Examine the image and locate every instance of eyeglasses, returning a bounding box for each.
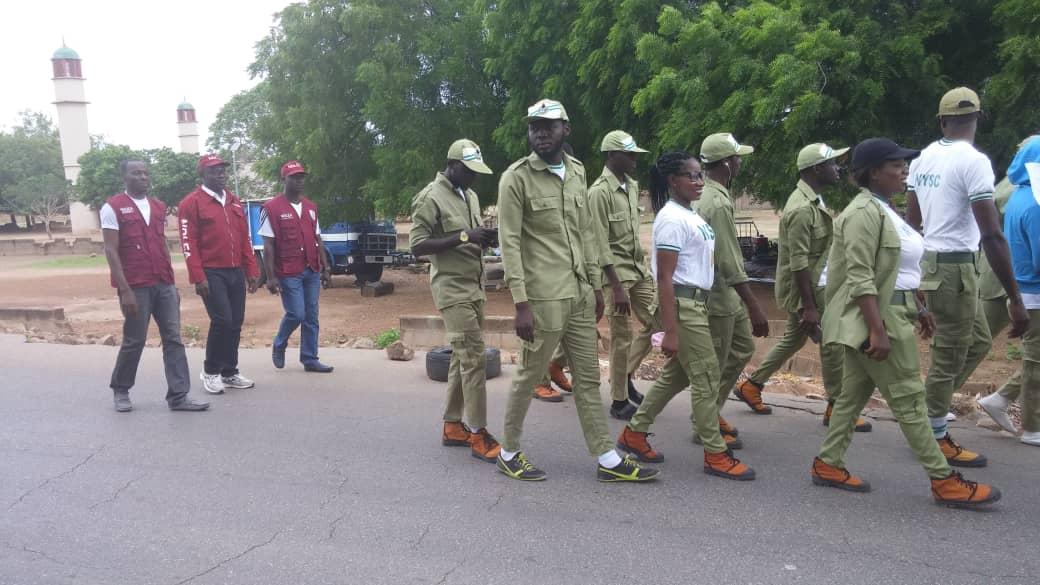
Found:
[675,171,704,182]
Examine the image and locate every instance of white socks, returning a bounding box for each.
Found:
[598,450,623,468]
[499,449,517,461]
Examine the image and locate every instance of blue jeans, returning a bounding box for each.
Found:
[273,267,321,365]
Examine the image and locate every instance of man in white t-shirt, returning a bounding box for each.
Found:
[906,87,1029,467]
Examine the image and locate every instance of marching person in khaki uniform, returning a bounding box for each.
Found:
[743,144,871,432]
[616,151,756,481]
[410,139,502,463]
[905,87,1028,467]
[695,133,770,445]
[589,130,659,421]
[812,137,1000,508]
[978,132,1040,432]
[495,99,658,482]
[993,136,1040,447]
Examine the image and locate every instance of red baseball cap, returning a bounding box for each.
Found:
[197,153,229,172]
[280,160,307,178]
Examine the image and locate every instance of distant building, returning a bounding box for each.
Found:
[177,101,200,154]
[51,44,98,234]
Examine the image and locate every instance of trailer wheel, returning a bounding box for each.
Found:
[426,346,502,382]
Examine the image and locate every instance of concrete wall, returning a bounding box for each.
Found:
[401,314,520,351]
[0,236,179,256]
[69,202,99,235]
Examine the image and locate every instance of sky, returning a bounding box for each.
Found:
[1,0,293,151]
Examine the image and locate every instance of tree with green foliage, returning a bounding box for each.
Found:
[0,112,66,234]
[75,145,199,211]
[986,0,1040,173]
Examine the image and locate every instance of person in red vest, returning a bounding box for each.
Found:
[178,154,261,394]
[101,159,209,412]
[259,161,333,372]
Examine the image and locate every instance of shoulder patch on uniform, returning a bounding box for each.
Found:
[507,158,529,172]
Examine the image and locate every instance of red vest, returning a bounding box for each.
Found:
[107,193,176,289]
[262,194,321,278]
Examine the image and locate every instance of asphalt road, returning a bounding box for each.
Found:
[1,333,1037,585]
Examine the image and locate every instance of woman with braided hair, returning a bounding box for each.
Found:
[616,151,756,480]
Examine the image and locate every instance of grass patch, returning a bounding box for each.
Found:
[31,254,184,270]
[376,328,401,348]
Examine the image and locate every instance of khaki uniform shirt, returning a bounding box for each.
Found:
[498,152,602,303]
[775,180,834,313]
[694,177,749,316]
[822,191,903,352]
[409,173,485,310]
[588,167,648,283]
[977,178,1013,300]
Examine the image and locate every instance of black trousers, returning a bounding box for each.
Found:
[109,283,190,403]
[201,267,246,376]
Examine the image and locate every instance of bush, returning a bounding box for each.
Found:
[376,328,401,349]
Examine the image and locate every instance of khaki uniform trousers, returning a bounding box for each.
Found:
[503,287,614,455]
[604,276,660,401]
[748,289,842,400]
[709,308,756,408]
[440,300,488,430]
[1016,309,1040,432]
[982,295,1023,401]
[818,296,952,479]
[628,298,727,453]
[922,254,992,425]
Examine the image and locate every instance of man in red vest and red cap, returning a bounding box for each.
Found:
[259,160,333,372]
[178,154,261,395]
[101,159,209,412]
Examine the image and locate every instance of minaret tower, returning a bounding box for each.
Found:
[51,45,90,183]
[52,44,98,234]
[177,101,200,154]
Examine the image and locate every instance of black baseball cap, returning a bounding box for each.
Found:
[851,138,920,173]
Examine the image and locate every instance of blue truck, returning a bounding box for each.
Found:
[243,199,408,287]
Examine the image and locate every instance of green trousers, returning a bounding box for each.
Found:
[818,297,952,479]
[440,300,488,430]
[604,276,660,402]
[503,287,614,456]
[982,295,1023,401]
[1017,309,1040,432]
[922,257,992,425]
[709,309,755,408]
[628,298,727,452]
[748,289,842,399]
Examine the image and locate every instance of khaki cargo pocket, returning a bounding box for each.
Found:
[810,223,830,254]
[442,216,469,235]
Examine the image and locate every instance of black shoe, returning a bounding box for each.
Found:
[496,452,547,481]
[169,397,210,411]
[627,378,644,405]
[304,361,334,373]
[113,392,132,413]
[610,400,638,421]
[597,455,660,482]
[273,346,286,369]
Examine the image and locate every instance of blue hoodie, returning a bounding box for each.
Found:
[1004,136,1040,294]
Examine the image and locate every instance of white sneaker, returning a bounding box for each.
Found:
[945,411,957,422]
[200,372,225,394]
[978,393,1016,434]
[1021,432,1040,447]
[221,373,255,389]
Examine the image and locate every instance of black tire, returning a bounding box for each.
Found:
[354,263,384,286]
[425,346,503,382]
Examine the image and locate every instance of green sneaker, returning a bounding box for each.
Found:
[597,455,660,483]
[496,452,547,481]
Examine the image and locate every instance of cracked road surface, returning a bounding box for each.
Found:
[1,333,1038,585]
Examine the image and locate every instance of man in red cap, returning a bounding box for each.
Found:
[259,161,333,372]
[178,154,261,395]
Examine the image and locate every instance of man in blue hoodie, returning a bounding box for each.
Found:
[1002,136,1040,447]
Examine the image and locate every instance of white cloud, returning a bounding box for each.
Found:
[0,0,291,151]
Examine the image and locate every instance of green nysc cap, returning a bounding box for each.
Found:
[700,132,754,163]
[797,143,850,171]
[937,87,981,117]
[447,139,492,174]
[600,130,648,153]
[525,99,569,122]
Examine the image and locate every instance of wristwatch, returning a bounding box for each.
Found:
[459,231,469,243]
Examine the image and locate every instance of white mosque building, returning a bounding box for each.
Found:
[51,46,199,234]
